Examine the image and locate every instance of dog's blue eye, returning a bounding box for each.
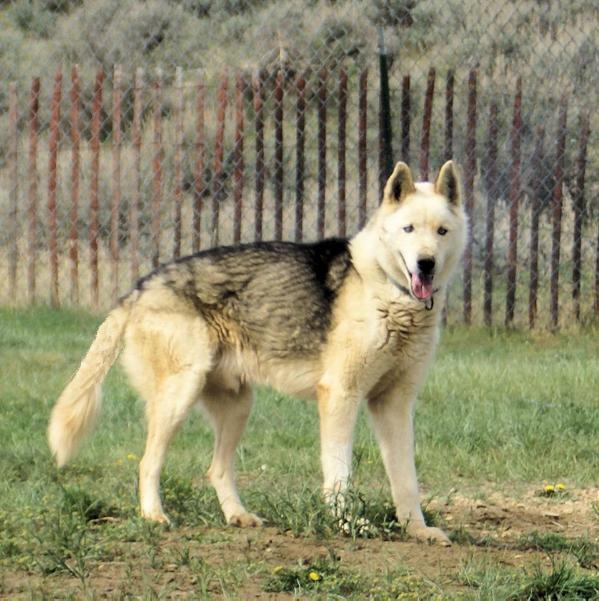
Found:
[437,227,448,236]
[403,225,414,233]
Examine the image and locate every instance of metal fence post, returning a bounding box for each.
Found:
[378,27,393,198]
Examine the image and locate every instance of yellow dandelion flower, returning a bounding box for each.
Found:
[308,570,321,582]
[273,565,284,574]
[556,483,566,491]
[127,453,139,461]
[544,484,555,493]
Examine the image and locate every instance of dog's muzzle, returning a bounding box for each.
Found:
[410,257,436,310]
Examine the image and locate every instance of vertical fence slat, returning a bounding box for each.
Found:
[28,77,40,304]
[572,110,589,321]
[442,69,454,326]
[193,70,205,253]
[295,71,306,242]
[317,67,328,239]
[484,102,499,326]
[173,66,184,257]
[111,65,122,302]
[152,69,163,269]
[550,95,568,329]
[463,69,477,324]
[253,70,265,242]
[378,33,393,195]
[90,70,104,308]
[8,83,18,302]
[505,78,522,327]
[69,66,80,304]
[358,69,368,229]
[400,75,411,165]
[420,67,436,181]
[274,70,284,241]
[528,126,545,328]
[48,70,63,307]
[444,70,454,161]
[131,68,143,282]
[233,72,245,244]
[337,67,347,237]
[212,71,228,246]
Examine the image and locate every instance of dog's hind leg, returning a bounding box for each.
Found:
[200,384,261,527]
[123,312,212,523]
[138,368,206,523]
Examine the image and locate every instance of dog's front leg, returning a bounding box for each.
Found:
[368,383,451,545]
[316,382,360,508]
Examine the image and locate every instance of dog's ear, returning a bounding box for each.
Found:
[383,162,416,204]
[434,161,461,206]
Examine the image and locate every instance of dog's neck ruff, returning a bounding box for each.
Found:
[386,273,434,311]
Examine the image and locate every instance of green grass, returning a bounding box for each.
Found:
[456,557,599,601]
[1,306,598,598]
[511,560,599,600]
[262,552,439,599]
[419,325,599,487]
[514,532,598,570]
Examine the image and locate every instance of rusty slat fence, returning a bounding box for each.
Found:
[1,67,596,328]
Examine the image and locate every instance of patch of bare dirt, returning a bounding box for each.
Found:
[430,485,599,541]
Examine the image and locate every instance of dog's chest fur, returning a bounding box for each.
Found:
[317,285,439,400]
[378,297,436,347]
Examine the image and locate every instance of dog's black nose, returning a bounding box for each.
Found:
[417,257,435,275]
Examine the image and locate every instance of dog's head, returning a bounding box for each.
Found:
[375,161,467,307]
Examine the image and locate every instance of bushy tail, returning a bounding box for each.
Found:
[48,303,130,467]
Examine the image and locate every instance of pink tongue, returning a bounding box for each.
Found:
[411,272,434,300]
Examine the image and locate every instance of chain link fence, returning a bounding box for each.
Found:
[0,0,597,327]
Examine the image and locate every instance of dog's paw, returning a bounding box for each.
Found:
[407,524,451,546]
[227,512,264,528]
[141,509,171,525]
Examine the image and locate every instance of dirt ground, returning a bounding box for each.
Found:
[436,485,599,540]
[3,486,597,599]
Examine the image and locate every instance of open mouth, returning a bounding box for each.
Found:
[409,270,439,310]
[410,271,434,301]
